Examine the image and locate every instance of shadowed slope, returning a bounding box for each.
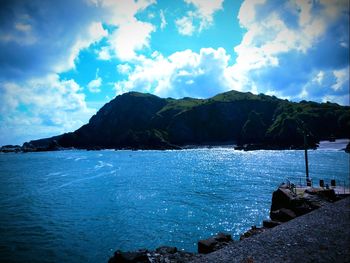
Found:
[24,90,350,150]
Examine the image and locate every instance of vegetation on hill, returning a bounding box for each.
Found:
[23,90,350,150]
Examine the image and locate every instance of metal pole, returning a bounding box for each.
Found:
[304,133,309,183]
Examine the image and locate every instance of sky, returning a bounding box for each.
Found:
[0,0,349,146]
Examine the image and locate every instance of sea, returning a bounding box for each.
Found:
[0,140,349,263]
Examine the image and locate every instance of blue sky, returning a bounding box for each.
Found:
[0,0,349,145]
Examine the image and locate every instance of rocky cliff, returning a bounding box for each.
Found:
[21,90,350,151]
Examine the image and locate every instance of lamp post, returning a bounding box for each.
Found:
[304,132,311,186]
[296,119,311,187]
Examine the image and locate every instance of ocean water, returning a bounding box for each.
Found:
[0,148,349,263]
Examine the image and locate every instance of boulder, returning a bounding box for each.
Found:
[263,220,282,228]
[198,238,218,254]
[270,187,296,212]
[345,142,350,153]
[292,203,313,216]
[0,145,22,153]
[240,226,265,240]
[148,246,195,262]
[110,246,197,263]
[198,232,232,254]
[270,208,297,222]
[213,232,232,242]
[316,189,336,202]
[155,246,177,254]
[303,190,334,208]
[108,249,149,263]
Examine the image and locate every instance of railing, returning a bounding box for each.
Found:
[285,177,349,195]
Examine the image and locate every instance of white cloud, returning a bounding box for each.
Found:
[87,78,102,93]
[0,74,95,145]
[108,19,155,61]
[238,0,266,27]
[160,10,167,30]
[87,68,102,93]
[175,12,196,36]
[313,71,325,85]
[236,0,347,69]
[184,0,224,30]
[93,0,156,61]
[231,0,349,102]
[175,0,223,35]
[332,67,349,92]
[0,0,155,79]
[94,0,156,25]
[117,63,132,74]
[57,21,108,72]
[97,46,112,60]
[114,47,235,98]
[0,11,37,45]
[15,22,32,32]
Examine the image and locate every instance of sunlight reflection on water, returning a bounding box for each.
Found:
[0,148,348,262]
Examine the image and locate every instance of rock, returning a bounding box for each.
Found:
[345,142,350,153]
[110,246,197,263]
[198,238,217,254]
[147,247,196,263]
[303,189,336,206]
[0,145,22,153]
[47,140,63,151]
[263,220,282,228]
[240,226,265,240]
[292,203,313,216]
[198,232,233,254]
[213,232,232,242]
[270,187,296,212]
[317,189,336,202]
[108,249,149,263]
[270,208,297,222]
[155,246,177,254]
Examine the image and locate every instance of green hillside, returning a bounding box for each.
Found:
[24,90,350,151]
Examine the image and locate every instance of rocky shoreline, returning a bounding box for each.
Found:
[108,184,347,263]
[1,140,349,153]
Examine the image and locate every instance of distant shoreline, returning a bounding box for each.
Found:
[1,139,349,153]
[179,139,349,151]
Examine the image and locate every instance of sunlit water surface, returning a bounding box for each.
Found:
[0,147,348,262]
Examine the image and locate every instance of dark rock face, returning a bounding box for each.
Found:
[18,90,349,151]
[108,250,149,263]
[270,208,297,222]
[150,246,195,263]
[262,220,282,228]
[198,233,233,254]
[270,187,297,212]
[305,188,336,201]
[345,142,350,153]
[239,226,265,240]
[0,145,21,152]
[108,246,196,263]
[155,246,177,254]
[108,233,232,262]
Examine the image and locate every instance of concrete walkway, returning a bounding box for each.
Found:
[191,197,350,263]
